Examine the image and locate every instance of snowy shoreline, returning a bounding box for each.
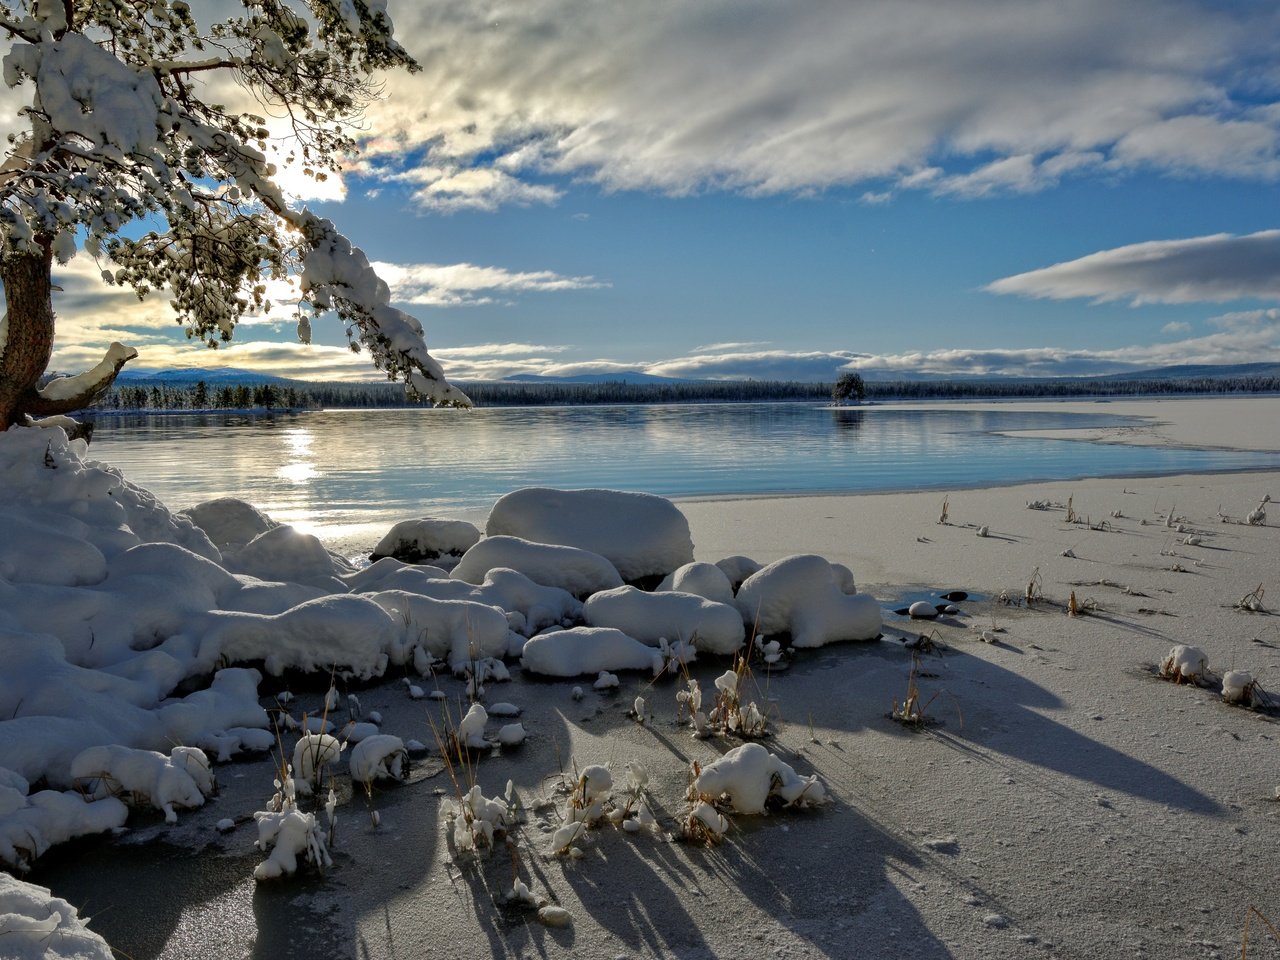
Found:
[3,397,1279,959]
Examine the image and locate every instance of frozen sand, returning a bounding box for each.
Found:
[24,399,1280,960]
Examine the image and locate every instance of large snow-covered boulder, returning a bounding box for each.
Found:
[452,535,623,597]
[221,525,347,592]
[370,517,481,564]
[735,554,880,647]
[486,488,694,582]
[584,586,744,655]
[521,627,664,678]
[180,497,278,552]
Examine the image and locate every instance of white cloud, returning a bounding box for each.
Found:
[347,0,1279,210]
[1162,321,1192,334]
[987,230,1280,305]
[372,261,606,306]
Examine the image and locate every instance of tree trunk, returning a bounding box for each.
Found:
[0,241,135,434]
[0,242,56,430]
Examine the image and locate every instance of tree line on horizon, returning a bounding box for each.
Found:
[81,371,1280,413]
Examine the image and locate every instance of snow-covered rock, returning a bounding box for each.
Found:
[221,524,348,592]
[0,784,128,873]
[370,517,481,564]
[180,497,278,552]
[583,585,744,655]
[486,488,694,582]
[0,873,116,958]
[692,742,825,814]
[452,535,623,597]
[341,557,450,593]
[197,595,400,680]
[735,554,880,646]
[656,561,736,605]
[521,627,665,678]
[715,555,763,590]
[369,590,512,671]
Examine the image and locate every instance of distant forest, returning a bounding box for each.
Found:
[85,372,1280,413]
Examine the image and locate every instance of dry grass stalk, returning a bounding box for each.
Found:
[1242,904,1280,959]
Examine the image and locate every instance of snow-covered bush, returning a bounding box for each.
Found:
[370,518,481,564]
[69,744,214,823]
[292,734,343,795]
[452,535,623,597]
[443,783,513,856]
[349,735,409,786]
[690,742,825,814]
[708,664,769,737]
[1160,644,1209,684]
[486,488,694,582]
[583,585,745,655]
[253,805,333,881]
[1222,670,1259,707]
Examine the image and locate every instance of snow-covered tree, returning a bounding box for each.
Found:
[0,0,469,433]
[831,371,864,405]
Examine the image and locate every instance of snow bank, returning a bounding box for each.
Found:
[342,557,450,593]
[735,554,881,647]
[692,742,825,814]
[452,535,623,597]
[521,627,664,678]
[370,517,480,563]
[0,874,115,958]
[656,561,736,605]
[583,585,744,654]
[486,488,694,582]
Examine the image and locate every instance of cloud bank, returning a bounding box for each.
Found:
[988,230,1280,305]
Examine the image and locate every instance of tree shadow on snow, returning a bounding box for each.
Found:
[779,638,1220,816]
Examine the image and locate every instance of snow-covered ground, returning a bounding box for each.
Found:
[3,399,1280,959]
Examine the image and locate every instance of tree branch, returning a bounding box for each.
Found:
[18,341,138,417]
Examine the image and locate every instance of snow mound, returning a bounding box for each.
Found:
[692,742,826,814]
[180,497,278,552]
[1160,644,1209,683]
[452,535,623,597]
[198,595,399,679]
[486,488,694,582]
[0,873,115,958]
[584,585,744,654]
[521,627,665,678]
[715,555,763,590]
[656,561,736,605]
[370,517,481,564]
[735,554,881,647]
[0,783,128,873]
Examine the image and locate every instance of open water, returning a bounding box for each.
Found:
[88,402,1280,551]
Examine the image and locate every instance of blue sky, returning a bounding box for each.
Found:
[43,0,1280,383]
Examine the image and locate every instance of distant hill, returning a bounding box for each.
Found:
[499,372,697,385]
[1094,362,1280,381]
[115,367,298,386]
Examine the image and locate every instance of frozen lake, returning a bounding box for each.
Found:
[88,402,1280,553]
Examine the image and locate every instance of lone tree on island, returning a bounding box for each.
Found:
[0,0,469,435]
[832,371,865,405]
